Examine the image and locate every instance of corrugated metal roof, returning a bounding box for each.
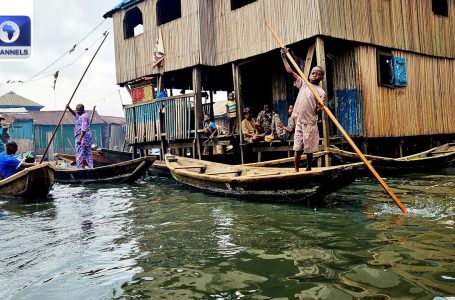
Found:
[100,115,126,124]
[10,113,33,121]
[0,92,44,109]
[28,111,106,125]
[0,107,28,113]
[103,0,144,18]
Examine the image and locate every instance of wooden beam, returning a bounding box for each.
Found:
[232,63,245,163]
[303,43,315,78]
[315,36,331,167]
[193,67,203,160]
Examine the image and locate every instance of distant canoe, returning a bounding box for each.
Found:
[56,148,133,167]
[166,155,363,202]
[55,157,155,184]
[0,163,55,199]
[328,143,455,173]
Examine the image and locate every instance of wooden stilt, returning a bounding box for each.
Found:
[399,139,404,157]
[209,90,214,116]
[232,63,244,163]
[303,43,315,78]
[193,67,203,160]
[316,37,331,167]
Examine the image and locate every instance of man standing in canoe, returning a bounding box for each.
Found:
[281,48,326,172]
[67,104,93,169]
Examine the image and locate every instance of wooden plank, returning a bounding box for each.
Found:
[251,145,293,152]
[303,42,315,78]
[174,165,206,169]
[205,170,242,176]
[246,171,281,177]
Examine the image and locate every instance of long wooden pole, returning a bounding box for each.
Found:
[39,32,109,164]
[266,23,407,214]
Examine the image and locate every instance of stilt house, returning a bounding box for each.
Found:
[104,0,454,159]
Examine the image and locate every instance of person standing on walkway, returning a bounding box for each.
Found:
[67,104,93,169]
[226,92,237,135]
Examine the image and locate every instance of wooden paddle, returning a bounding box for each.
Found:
[266,23,407,214]
[39,32,109,164]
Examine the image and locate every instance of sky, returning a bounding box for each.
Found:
[0,0,130,117]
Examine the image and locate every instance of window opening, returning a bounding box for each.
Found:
[231,0,257,11]
[124,7,143,39]
[157,0,181,25]
[432,0,448,17]
[377,52,394,87]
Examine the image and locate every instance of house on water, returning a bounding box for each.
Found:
[0,91,126,156]
[104,0,454,161]
[0,92,44,152]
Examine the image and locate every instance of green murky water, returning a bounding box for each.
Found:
[1,169,454,299]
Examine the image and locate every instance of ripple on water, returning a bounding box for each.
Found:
[1,171,455,299]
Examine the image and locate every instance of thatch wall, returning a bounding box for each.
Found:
[111,0,454,85]
[113,0,202,84]
[318,0,454,59]
[356,46,455,138]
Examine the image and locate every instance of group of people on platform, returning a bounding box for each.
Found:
[202,48,326,172]
[0,104,94,180]
[241,104,296,144]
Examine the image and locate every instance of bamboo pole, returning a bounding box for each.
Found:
[266,23,406,214]
[39,32,109,164]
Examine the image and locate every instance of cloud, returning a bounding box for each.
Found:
[0,0,131,117]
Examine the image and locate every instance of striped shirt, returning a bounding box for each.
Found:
[226,100,237,118]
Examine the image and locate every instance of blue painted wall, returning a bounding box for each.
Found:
[9,120,33,140]
[273,99,288,126]
[335,89,363,136]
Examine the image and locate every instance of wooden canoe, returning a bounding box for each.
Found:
[165,155,363,202]
[0,163,55,199]
[55,157,155,184]
[55,149,133,167]
[329,143,455,173]
[149,160,171,177]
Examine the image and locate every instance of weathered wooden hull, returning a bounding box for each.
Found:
[0,163,55,199]
[149,160,171,177]
[55,157,155,184]
[166,156,363,202]
[97,148,134,164]
[56,149,134,167]
[329,143,455,174]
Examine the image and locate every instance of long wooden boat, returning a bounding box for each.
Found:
[55,157,155,184]
[56,148,133,167]
[149,160,171,177]
[0,163,55,198]
[328,143,455,173]
[166,155,363,202]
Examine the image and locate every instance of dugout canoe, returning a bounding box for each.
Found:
[328,143,455,174]
[56,149,133,167]
[55,157,155,184]
[165,155,363,202]
[0,163,55,199]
